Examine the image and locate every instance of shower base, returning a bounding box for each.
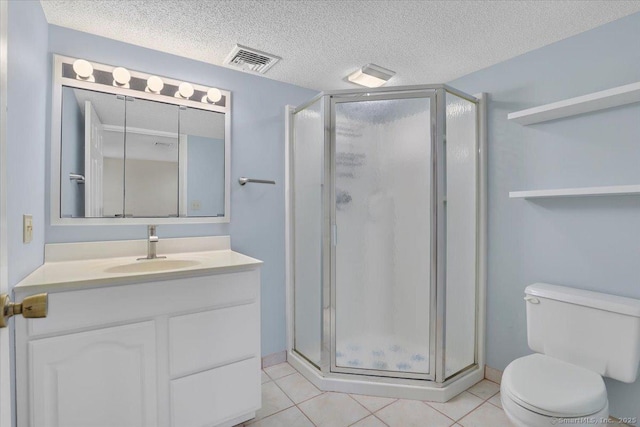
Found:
[336,335,429,374]
[288,350,484,402]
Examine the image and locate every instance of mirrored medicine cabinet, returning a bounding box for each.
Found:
[51,55,231,225]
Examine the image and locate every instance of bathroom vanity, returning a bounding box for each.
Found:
[13,237,261,427]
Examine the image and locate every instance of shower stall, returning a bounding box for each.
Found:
[286,85,485,401]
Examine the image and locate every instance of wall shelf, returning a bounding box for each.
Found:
[508,81,640,125]
[509,185,640,199]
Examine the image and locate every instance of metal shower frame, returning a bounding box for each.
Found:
[286,84,486,387]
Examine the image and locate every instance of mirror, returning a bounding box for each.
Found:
[178,107,226,217]
[59,86,226,219]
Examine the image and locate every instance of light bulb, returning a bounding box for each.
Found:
[176,82,194,99]
[112,67,131,87]
[73,59,94,81]
[146,76,164,94]
[206,87,222,103]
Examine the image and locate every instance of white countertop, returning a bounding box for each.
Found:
[14,237,262,293]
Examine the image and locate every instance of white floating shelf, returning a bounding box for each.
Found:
[509,185,640,199]
[508,81,640,125]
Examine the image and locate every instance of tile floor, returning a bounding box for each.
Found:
[239,362,510,427]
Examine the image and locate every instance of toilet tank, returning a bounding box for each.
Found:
[525,283,640,383]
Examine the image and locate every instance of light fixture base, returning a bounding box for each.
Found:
[347,63,395,88]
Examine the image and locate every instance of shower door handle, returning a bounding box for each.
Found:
[331,224,337,246]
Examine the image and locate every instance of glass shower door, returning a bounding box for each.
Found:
[331,92,435,379]
[292,98,324,367]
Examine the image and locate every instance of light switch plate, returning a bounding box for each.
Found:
[23,214,33,244]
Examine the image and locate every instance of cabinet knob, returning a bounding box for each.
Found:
[0,293,48,328]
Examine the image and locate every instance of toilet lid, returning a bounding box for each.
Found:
[502,354,607,418]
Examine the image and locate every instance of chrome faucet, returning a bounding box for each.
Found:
[138,225,166,260]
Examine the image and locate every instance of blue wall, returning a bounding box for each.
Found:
[7,0,48,288]
[60,87,85,218]
[450,12,640,420]
[7,3,48,426]
[46,26,317,356]
[16,1,640,418]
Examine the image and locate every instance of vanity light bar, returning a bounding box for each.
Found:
[66,58,228,110]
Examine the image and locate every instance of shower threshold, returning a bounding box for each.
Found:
[288,350,484,403]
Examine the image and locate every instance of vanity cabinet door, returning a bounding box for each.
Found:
[28,322,158,427]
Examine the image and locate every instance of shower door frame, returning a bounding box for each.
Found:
[327,89,441,381]
[289,84,484,387]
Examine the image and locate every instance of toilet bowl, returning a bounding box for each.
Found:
[501,283,640,427]
[500,354,608,427]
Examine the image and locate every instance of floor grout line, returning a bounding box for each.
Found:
[292,390,326,406]
[373,413,391,427]
[263,365,298,381]
[419,400,457,424]
[245,403,294,426]
[346,393,375,415]
[486,397,502,409]
[295,402,319,427]
[276,362,325,427]
[346,412,373,427]
[467,383,500,402]
[274,367,323,427]
[252,363,507,427]
[246,377,296,425]
[270,375,298,405]
[368,397,398,415]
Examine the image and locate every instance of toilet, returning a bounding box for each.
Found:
[501,283,640,427]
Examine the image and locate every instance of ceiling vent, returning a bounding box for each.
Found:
[223,44,281,74]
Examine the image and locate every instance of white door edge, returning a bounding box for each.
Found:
[0,1,13,427]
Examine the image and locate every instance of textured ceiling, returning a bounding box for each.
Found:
[41,1,640,91]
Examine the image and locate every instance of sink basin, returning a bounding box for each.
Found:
[104,259,201,274]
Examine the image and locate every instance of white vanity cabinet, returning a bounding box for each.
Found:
[14,267,261,427]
